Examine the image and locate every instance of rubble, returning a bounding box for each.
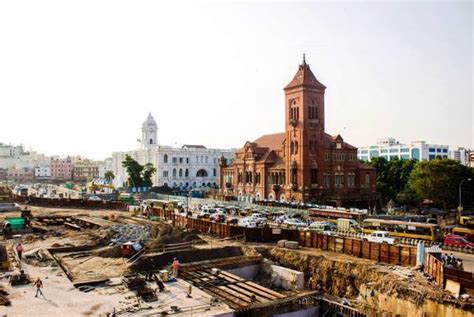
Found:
[110,224,152,245]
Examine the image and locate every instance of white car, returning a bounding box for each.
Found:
[363,231,395,245]
[88,196,102,201]
[283,218,308,228]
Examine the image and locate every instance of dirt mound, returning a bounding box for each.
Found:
[93,245,122,258]
[146,225,203,250]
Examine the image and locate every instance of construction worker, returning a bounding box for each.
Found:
[16,243,24,260]
[34,278,43,297]
[172,257,181,278]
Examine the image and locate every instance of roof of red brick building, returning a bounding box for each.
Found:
[284,55,326,90]
[253,133,286,151]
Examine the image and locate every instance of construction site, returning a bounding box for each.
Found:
[0,201,473,317]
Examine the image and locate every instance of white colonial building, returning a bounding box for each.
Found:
[111,114,235,189]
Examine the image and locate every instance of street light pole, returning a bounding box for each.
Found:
[458,178,472,213]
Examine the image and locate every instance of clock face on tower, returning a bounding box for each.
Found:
[149,128,154,133]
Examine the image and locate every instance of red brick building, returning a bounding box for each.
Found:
[219,56,377,208]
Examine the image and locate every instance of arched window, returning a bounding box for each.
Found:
[172,168,177,178]
[164,154,168,163]
[213,168,216,177]
[179,169,183,178]
[149,139,153,144]
[196,169,208,177]
[294,141,299,154]
[185,169,189,177]
[290,141,294,154]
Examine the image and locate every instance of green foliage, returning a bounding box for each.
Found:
[142,163,157,187]
[104,170,115,182]
[121,155,156,188]
[407,159,473,208]
[367,157,417,204]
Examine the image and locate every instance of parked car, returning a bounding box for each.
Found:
[211,212,226,223]
[444,235,474,248]
[305,221,336,232]
[363,231,395,245]
[283,218,307,228]
[88,196,102,201]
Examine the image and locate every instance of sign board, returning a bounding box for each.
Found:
[272,228,282,235]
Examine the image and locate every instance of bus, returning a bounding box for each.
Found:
[308,208,366,224]
[142,199,181,217]
[362,218,441,242]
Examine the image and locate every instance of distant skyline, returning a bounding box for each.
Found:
[0,1,472,160]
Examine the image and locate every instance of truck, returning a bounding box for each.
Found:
[337,218,359,232]
[363,231,396,245]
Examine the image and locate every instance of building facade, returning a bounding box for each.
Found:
[73,159,99,181]
[50,157,73,180]
[35,164,51,180]
[358,138,449,162]
[7,167,35,183]
[111,114,235,189]
[448,147,470,166]
[220,57,377,207]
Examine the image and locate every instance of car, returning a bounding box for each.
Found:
[211,212,226,222]
[363,231,395,245]
[283,218,308,228]
[87,196,102,201]
[226,218,239,225]
[444,235,474,248]
[305,221,336,232]
[197,210,210,219]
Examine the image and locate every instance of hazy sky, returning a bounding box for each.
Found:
[0,1,472,160]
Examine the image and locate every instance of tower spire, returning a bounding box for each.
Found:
[302,53,306,65]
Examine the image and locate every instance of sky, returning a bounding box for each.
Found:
[0,1,472,160]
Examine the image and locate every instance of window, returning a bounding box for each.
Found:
[310,168,318,184]
[185,169,189,177]
[179,157,183,163]
[429,148,435,152]
[172,157,177,163]
[429,154,436,160]
[323,174,331,188]
[442,149,447,153]
[149,139,153,144]
[213,168,216,177]
[172,168,177,178]
[389,148,398,153]
[179,169,183,177]
[308,106,318,120]
[324,153,331,161]
[290,107,299,121]
[380,149,388,154]
[163,170,169,177]
[347,173,355,187]
[361,150,368,154]
[400,148,409,152]
[309,141,316,154]
[290,141,295,155]
[294,141,298,154]
[186,158,189,164]
[335,174,344,187]
[365,173,370,186]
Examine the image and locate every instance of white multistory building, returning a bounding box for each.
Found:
[111,114,235,189]
[358,138,449,162]
[98,157,114,179]
[35,165,51,179]
[448,147,470,166]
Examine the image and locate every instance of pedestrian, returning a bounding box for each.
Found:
[16,243,24,260]
[449,253,455,265]
[34,278,43,297]
[457,259,464,271]
[172,257,181,278]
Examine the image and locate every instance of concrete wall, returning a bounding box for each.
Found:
[227,264,259,280]
[262,259,304,291]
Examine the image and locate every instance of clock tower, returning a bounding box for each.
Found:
[284,55,326,200]
[141,113,158,149]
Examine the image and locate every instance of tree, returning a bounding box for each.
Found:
[121,155,156,188]
[407,159,473,209]
[104,171,115,182]
[122,155,144,188]
[142,163,156,187]
[367,157,417,205]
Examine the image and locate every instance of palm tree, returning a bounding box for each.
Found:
[104,171,115,182]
